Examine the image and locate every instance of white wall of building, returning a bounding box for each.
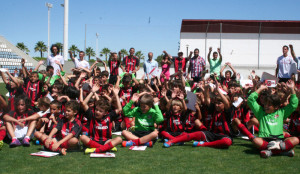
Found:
[180,32,300,68]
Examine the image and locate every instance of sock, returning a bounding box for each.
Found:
[171,131,205,144]
[198,125,207,131]
[160,131,175,140]
[87,139,102,148]
[95,142,113,153]
[131,139,141,146]
[124,117,131,129]
[280,140,294,152]
[237,123,254,140]
[0,129,6,141]
[25,136,30,140]
[200,138,232,148]
[284,132,291,138]
[12,137,17,140]
[254,125,259,132]
[259,140,268,150]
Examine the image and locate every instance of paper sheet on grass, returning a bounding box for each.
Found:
[112,131,122,136]
[129,146,147,151]
[31,151,59,158]
[90,152,116,158]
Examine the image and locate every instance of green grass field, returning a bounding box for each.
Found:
[1,83,300,174]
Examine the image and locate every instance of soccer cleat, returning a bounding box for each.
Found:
[164,139,169,142]
[0,140,3,150]
[85,148,96,154]
[192,141,205,147]
[10,138,22,147]
[144,141,153,147]
[163,141,174,148]
[260,150,272,158]
[110,147,118,152]
[282,149,295,157]
[267,141,281,150]
[22,137,30,147]
[122,140,135,147]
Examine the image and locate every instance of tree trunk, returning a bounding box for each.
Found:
[40,50,43,58]
[89,55,90,61]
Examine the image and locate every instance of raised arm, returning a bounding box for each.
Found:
[34,61,44,71]
[0,71,8,84]
[227,62,236,77]
[112,87,122,115]
[207,47,212,62]
[69,50,76,62]
[215,77,230,110]
[217,48,222,63]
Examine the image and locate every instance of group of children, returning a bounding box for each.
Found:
[0,48,299,159]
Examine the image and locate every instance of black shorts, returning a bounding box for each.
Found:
[91,138,108,145]
[113,121,122,132]
[132,131,153,138]
[202,131,232,142]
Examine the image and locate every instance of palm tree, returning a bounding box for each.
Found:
[100,47,111,62]
[16,42,30,54]
[69,45,80,58]
[86,47,95,61]
[135,51,145,60]
[55,42,63,55]
[119,49,128,59]
[34,41,47,58]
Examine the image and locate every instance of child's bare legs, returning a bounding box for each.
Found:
[25,120,36,138]
[122,129,158,146]
[247,117,259,129]
[194,119,207,130]
[81,135,122,153]
[232,118,254,139]
[5,122,16,139]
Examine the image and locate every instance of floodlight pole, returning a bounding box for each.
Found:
[96,33,99,58]
[63,0,69,61]
[46,3,53,57]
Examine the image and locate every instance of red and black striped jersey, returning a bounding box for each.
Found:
[288,112,300,136]
[43,113,64,135]
[230,106,250,124]
[85,108,118,142]
[108,60,120,75]
[8,109,35,126]
[163,112,184,132]
[122,56,139,73]
[210,109,233,137]
[184,112,197,132]
[174,57,187,73]
[55,117,82,139]
[23,78,42,106]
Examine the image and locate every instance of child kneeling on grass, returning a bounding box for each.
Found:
[81,86,123,154]
[122,93,163,147]
[246,81,299,158]
[41,101,82,155]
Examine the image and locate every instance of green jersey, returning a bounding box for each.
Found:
[209,58,221,75]
[123,100,164,131]
[247,92,298,138]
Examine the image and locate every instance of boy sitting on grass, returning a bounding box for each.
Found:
[246,80,299,158]
[41,101,82,155]
[122,93,163,147]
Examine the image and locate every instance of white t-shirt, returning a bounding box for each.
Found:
[74,59,90,69]
[277,55,295,78]
[47,54,64,73]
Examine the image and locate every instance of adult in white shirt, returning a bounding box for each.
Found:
[276,45,296,83]
[69,50,90,69]
[47,44,64,74]
[143,52,159,79]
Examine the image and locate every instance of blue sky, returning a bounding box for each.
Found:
[1,0,300,60]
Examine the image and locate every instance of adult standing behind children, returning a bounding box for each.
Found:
[208,47,222,76]
[187,48,206,82]
[276,45,295,83]
[69,50,90,69]
[47,44,64,74]
[144,52,159,79]
[120,47,140,76]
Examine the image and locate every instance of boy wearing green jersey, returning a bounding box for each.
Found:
[121,93,163,147]
[247,80,299,158]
